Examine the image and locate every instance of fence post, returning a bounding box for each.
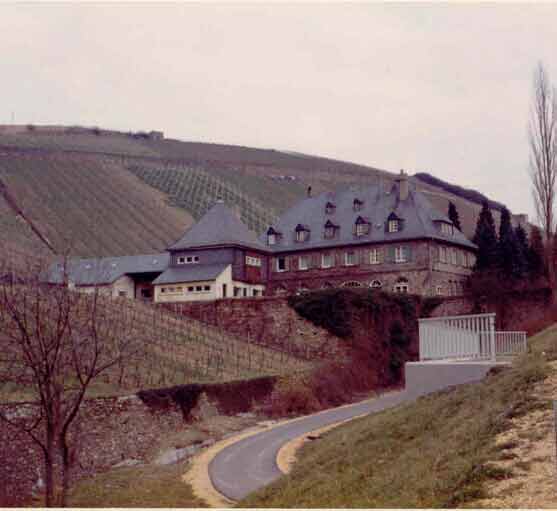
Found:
[489,314,496,362]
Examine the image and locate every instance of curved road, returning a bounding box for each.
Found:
[209,390,414,502]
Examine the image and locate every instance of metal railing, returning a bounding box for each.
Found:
[419,313,527,362]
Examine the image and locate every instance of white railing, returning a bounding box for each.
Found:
[488,331,528,356]
[418,313,528,362]
[419,313,496,361]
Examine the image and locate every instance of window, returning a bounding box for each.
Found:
[188,286,194,292]
[353,198,364,211]
[118,291,127,297]
[246,256,261,267]
[253,289,260,297]
[451,248,457,265]
[440,222,454,236]
[394,279,409,294]
[195,285,202,292]
[267,227,281,246]
[344,251,356,266]
[388,219,400,233]
[342,281,363,288]
[234,287,241,297]
[183,255,200,264]
[295,224,310,242]
[299,255,310,270]
[439,246,448,263]
[323,220,338,239]
[321,253,334,268]
[354,216,370,237]
[161,288,166,294]
[395,246,407,263]
[356,222,369,236]
[369,248,380,264]
[277,257,287,272]
[203,285,211,292]
[243,288,248,297]
[325,202,336,215]
[370,280,382,289]
[436,285,443,295]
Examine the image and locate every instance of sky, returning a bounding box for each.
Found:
[2,3,557,221]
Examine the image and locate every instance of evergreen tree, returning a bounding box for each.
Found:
[448,201,462,231]
[498,207,520,278]
[528,225,546,279]
[514,224,529,278]
[472,200,498,271]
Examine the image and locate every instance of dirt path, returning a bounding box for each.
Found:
[474,360,557,508]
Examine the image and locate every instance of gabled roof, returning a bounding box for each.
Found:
[261,182,476,252]
[152,263,229,285]
[47,253,170,286]
[168,201,265,251]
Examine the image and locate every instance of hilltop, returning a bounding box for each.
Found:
[0,124,514,258]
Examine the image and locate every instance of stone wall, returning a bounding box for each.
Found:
[0,394,185,506]
[159,296,346,360]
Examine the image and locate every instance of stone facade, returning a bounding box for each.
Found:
[266,239,473,297]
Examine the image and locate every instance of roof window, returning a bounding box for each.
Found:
[354,216,370,237]
[267,226,282,246]
[385,212,404,233]
[323,219,339,239]
[353,198,364,211]
[325,202,336,215]
[295,224,310,243]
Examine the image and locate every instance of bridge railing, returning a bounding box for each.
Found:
[418,313,527,362]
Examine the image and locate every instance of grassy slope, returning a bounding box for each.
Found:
[0,151,193,257]
[239,326,556,508]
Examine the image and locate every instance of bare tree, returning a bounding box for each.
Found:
[0,255,139,506]
[529,62,557,243]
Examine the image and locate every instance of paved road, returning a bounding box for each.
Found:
[209,390,414,502]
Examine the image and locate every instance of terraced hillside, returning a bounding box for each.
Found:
[0,150,193,257]
[0,290,313,402]
[0,126,515,256]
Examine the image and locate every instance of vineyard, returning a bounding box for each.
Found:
[0,283,314,403]
[128,164,278,234]
[0,152,193,257]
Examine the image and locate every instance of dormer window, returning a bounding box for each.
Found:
[267,227,282,246]
[354,216,370,237]
[295,224,310,242]
[325,202,336,215]
[353,198,364,211]
[438,222,454,236]
[386,212,403,233]
[323,220,339,239]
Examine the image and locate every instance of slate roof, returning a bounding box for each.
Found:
[152,263,230,285]
[168,201,266,251]
[47,253,169,286]
[260,181,477,253]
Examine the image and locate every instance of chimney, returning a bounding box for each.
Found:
[397,169,409,201]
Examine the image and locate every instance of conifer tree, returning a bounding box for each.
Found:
[498,207,520,278]
[528,225,546,278]
[448,201,462,231]
[472,200,498,271]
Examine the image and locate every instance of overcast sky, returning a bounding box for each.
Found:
[2,3,557,221]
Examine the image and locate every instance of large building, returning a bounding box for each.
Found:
[49,172,477,300]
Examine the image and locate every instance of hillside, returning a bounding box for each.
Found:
[240,325,552,508]
[0,126,513,256]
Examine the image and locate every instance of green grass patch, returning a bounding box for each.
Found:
[67,461,206,508]
[239,324,556,508]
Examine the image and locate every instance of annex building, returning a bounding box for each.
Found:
[49,172,477,300]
